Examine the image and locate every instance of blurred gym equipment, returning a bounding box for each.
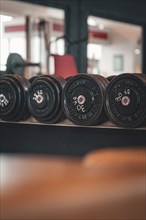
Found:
[6,53,41,75]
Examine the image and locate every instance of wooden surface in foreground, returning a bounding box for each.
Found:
[1,148,146,220]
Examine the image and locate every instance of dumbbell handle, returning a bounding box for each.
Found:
[15,62,41,67]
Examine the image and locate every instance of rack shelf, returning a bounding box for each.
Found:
[0,119,145,156]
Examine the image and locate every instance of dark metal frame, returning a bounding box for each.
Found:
[0,121,145,156]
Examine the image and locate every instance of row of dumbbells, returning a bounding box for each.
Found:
[0,73,145,128]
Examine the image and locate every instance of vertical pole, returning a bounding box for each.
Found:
[44,20,50,74]
[65,3,79,72]
[25,15,31,62]
[142,24,146,74]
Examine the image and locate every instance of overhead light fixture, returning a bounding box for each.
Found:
[98,24,105,30]
[0,15,13,22]
[134,49,141,55]
[88,18,96,26]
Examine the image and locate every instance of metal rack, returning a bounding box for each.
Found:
[0,119,145,156]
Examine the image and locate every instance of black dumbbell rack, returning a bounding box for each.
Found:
[0,119,145,156]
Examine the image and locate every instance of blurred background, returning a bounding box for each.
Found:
[0,0,145,78]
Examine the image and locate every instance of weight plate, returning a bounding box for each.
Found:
[29,76,39,83]
[14,74,31,120]
[0,71,6,78]
[107,75,116,82]
[6,53,25,75]
[27,75,66,123]
[0,74,30,121]
[66,76,73,81]
[62,74,108,125]
[105,73,146,128]
[0,81,17,117]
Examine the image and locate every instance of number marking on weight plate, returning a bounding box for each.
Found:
[115,88,131,103]
[33,90,44,104]
[0,94,9,108]
[73,95,86,112]
[115,92,122,101]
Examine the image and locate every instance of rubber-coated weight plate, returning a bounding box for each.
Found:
[107,75,116,82]
[105,73,146,128]
[6,53,25,75]
[62,74,108,126]
[0,74,30,121]
[29,76,38,83]
[0,81,17,117]
[27,75,66,123]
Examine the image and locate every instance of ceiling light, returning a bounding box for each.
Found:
[88,18,96,26]
[98,24,105,30]
[0,15,13,22]
[134,49,141,55]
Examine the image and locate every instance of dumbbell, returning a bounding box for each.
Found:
[0,74,31,121]
[62,74,109,126]
[105,73,146,128]
[27,75,66,123]
[6,53,41,75]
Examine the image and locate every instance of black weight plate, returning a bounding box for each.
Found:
[0,81,17,117]
[107,75,116,82]
[47,75,66,123]
[62,74,108,126]
[27,75,66,123]
[0,74,30,121]
[28,80,56,115]
[14,75,31,120]
[29,76,39,83]
[50,75,66,89]
[6,53,25,75]
[105,73,146,128]
[66,76,73,81]
[0,71,6,78]
[0,75,21,121]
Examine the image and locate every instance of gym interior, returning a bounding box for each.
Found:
[0,0,146,219]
